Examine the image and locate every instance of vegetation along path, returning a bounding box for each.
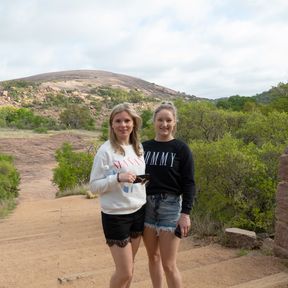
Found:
[0,131,288,288]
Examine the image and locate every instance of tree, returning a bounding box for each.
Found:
[59,105,95,130]
[175,100,229,142]
[236,111,288,146]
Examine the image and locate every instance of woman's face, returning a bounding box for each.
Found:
[111,111,134,143]
[154,109,176,141]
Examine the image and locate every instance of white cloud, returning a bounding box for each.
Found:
[0,0,288,98]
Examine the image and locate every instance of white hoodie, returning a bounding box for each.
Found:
[89,141,146,215]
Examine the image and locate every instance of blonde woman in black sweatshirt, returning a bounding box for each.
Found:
[142,102,195,288]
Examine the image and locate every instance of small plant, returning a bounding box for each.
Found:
[52,143,94,193]
[191,210,222,238]
[0,198,17,218]
[0,155,20,199]
[0,154,20,218]
[56,184,89,198]
[33,126,48,134]
[59,105,95,130]
[237,248,249,257]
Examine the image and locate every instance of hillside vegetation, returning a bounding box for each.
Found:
[0,70,194,129]
[215,82,288,113]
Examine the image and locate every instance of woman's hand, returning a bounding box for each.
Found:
[177,213,191,237]
[118,172,136,183]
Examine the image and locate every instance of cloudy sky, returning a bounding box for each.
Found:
[1,0,288,99]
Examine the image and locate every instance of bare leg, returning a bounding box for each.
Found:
[109,242,134,288]
[159,231,182,288]
[143,226,164,288]
[125,236,142,288]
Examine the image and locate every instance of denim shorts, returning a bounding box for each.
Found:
[144,193,182,234]
[101,205,145,247]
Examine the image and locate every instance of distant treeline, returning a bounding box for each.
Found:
[215,82,288,113]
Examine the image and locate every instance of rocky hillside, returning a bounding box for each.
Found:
[0,69,195,106]
[0,70,197,126]
[16,70,194,98]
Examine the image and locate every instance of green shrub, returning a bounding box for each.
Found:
[190,134,277,233]
[91,86,146,107]
[1,80,34,90]
[43,93,84,108]
[0,106,58,130]
[52,143,94,192]
[236,111,288,146]
[33,126,48,134]
[59,105,95,130]
[0,155,20,200]
[0,198,17,218]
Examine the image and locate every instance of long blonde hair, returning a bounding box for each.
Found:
[109,103,142,156]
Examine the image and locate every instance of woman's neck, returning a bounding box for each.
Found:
[154,135,174,142]
[117,138,130,145]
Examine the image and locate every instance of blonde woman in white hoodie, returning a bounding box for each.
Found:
[90,103,146,288]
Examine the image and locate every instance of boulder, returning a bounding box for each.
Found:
[274,147,288,259]
[224,228,259,249]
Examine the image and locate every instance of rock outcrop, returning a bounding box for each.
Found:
[274,147,288,258]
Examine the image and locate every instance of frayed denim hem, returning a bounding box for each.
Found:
[144,222,175,236]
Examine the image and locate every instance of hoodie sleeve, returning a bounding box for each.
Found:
[179,142,196,214]
[89,147,119,195]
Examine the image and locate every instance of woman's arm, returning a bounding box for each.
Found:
[89,150,119,195]
[179,143,196,214]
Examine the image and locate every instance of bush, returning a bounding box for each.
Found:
[92,86,146,107]
[59,105,95,130]
[0,198,17,218]
[190,134,277,233]
[0,154,20,200]
[236,111,288,146]
[52,143,94,192]
[0,106,58,130]
[1,80,34,90]
[43,93,84,108]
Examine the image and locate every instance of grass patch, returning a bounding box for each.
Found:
[55,184,90,198]
[0,198,17,218]
[237,248,249,257]
[191,212,221,238]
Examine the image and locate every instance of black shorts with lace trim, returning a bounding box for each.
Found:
[101,205,145,248]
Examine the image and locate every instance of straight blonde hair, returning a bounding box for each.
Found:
[109,103,142,156]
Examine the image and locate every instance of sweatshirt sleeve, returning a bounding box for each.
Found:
[89,148,119,195]
[179,143,196,214]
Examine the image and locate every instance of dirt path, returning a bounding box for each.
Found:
[0,131,288,288]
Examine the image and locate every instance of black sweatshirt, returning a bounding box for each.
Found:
[142,139,196,214]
